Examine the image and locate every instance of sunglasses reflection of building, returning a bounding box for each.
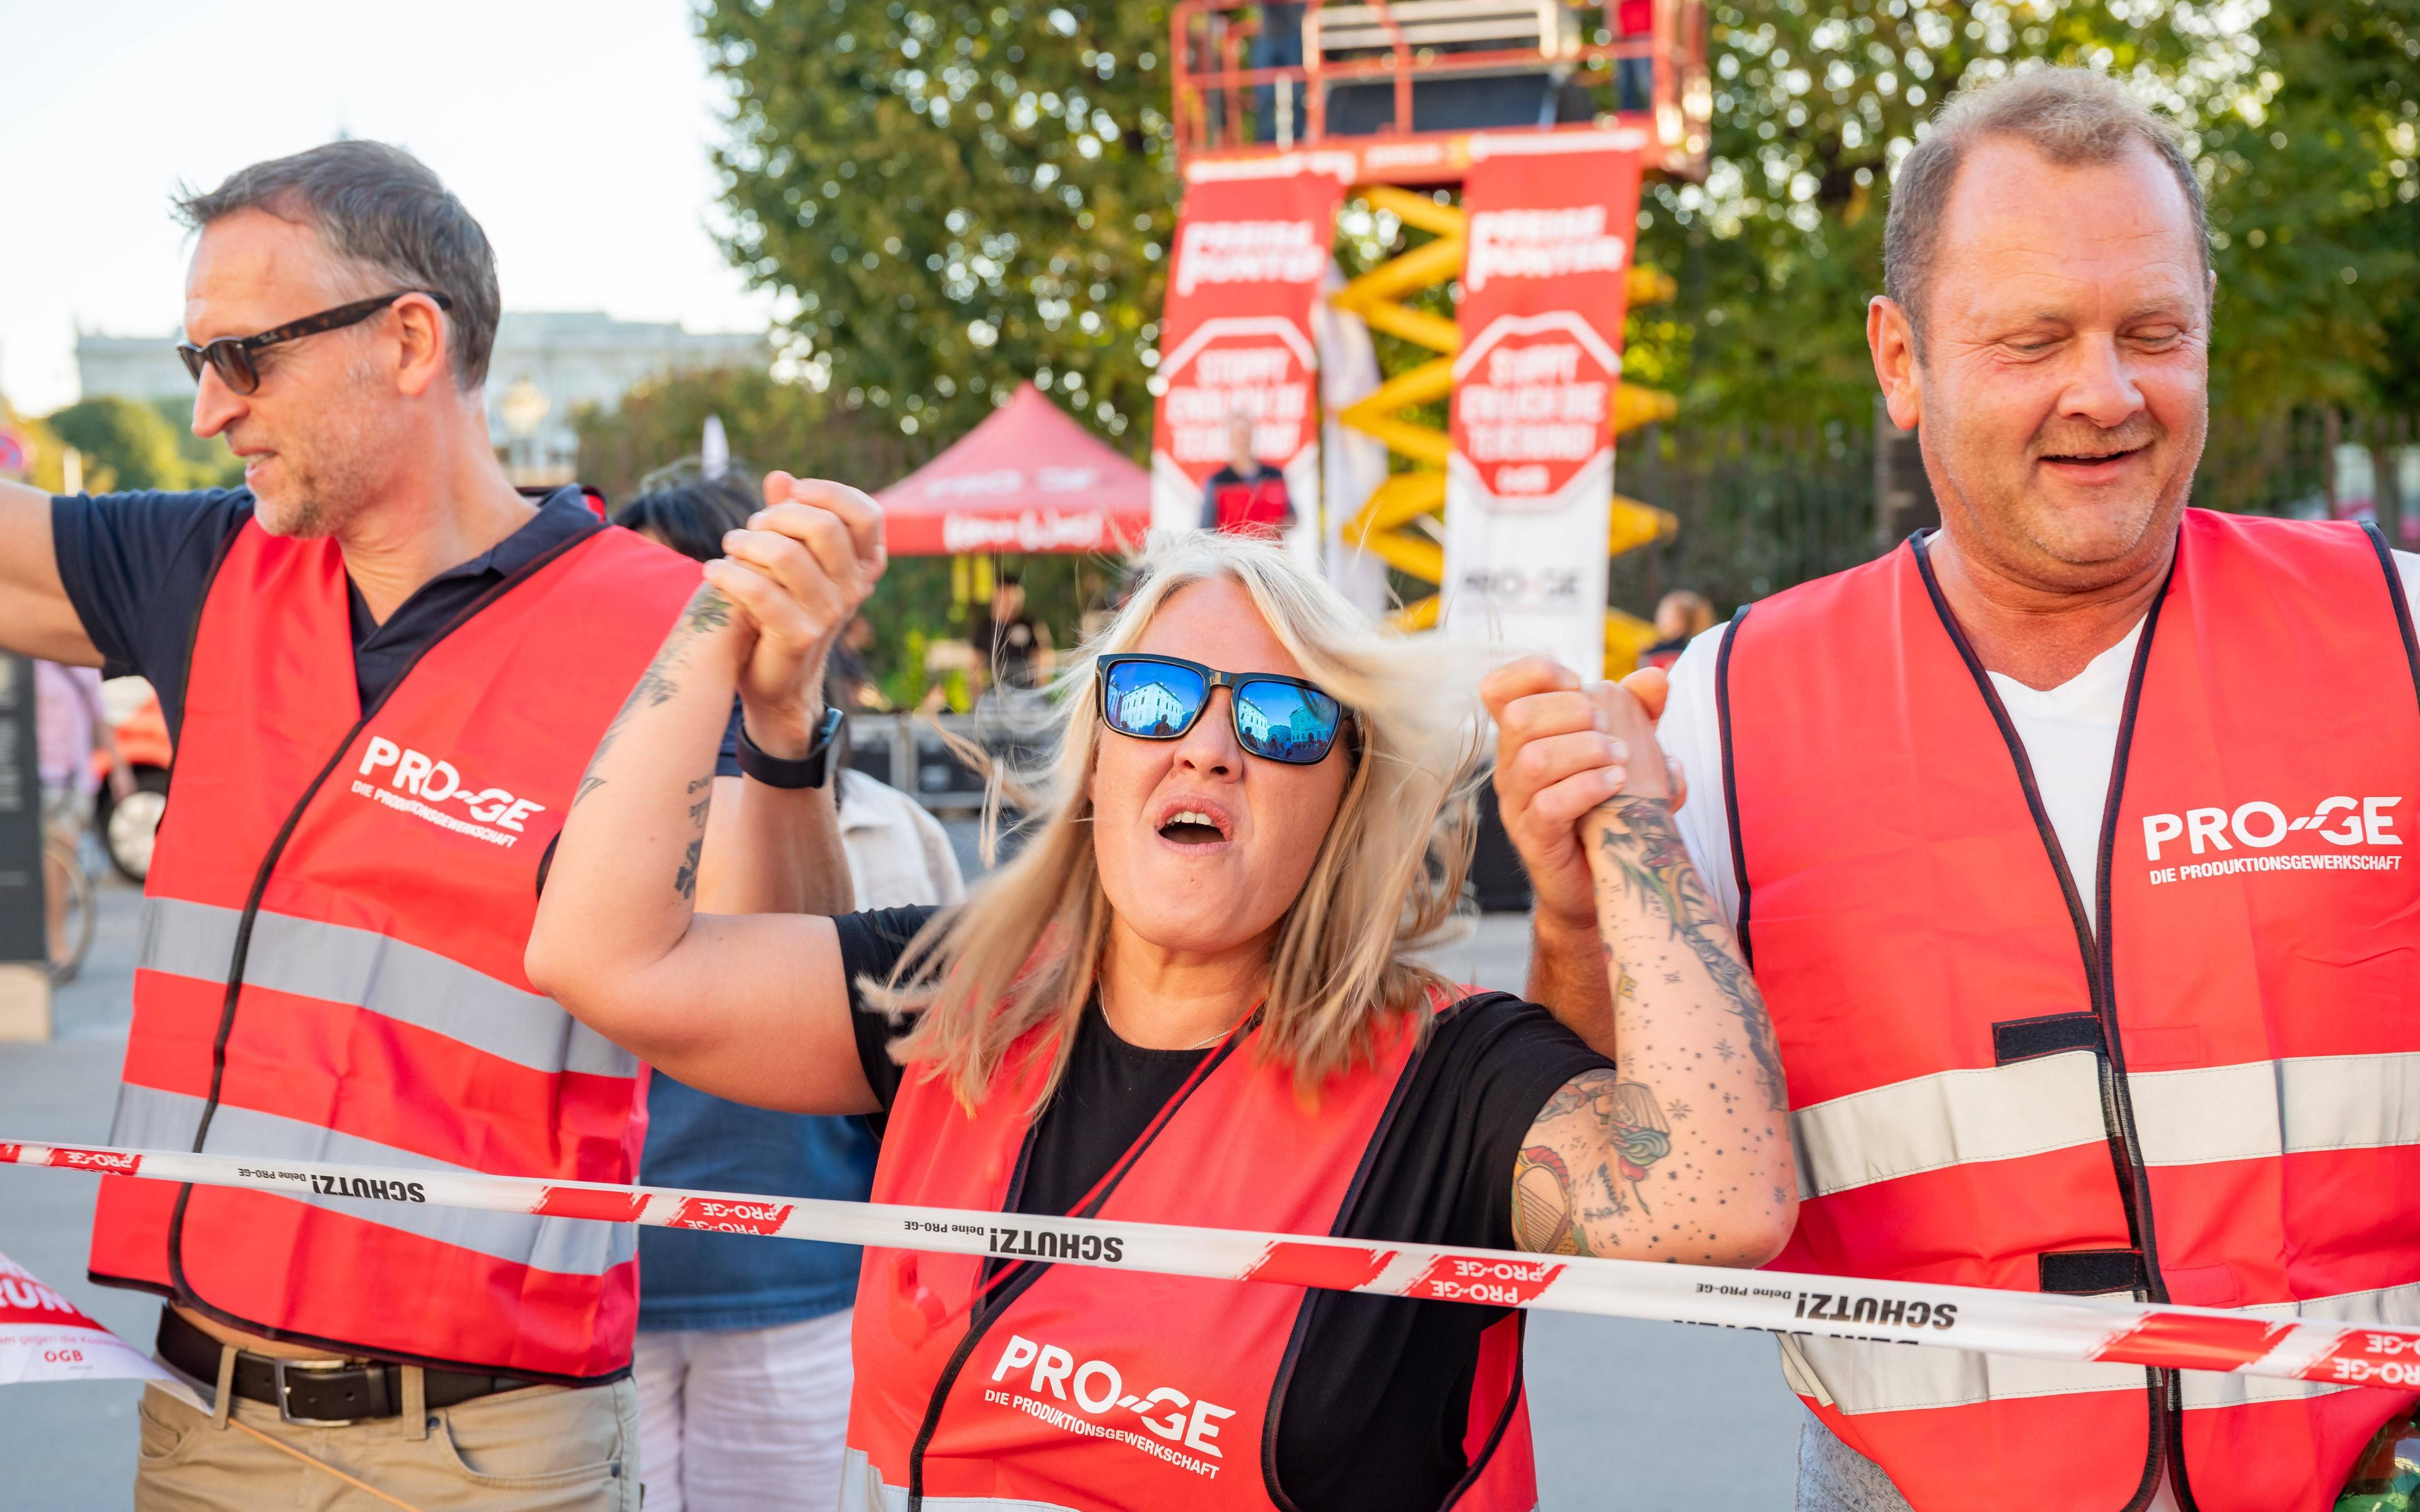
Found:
[1112,679,1192,736]
[1110,676,1331,755]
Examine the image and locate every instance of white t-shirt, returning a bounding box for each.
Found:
[1661,547,2420,1512]
[1657,549,2420,932]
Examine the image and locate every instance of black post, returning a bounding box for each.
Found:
[0,654,50,1038]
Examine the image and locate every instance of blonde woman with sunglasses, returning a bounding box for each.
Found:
[529,493,1795,1512]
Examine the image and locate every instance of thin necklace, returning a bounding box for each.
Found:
[1100,985,1247,1051]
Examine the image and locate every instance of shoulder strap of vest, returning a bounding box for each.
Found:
[2358,518,2420,717]
[172,509,265,743]
[1713,600,1754,968]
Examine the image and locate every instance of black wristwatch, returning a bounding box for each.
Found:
[737,706,846,790]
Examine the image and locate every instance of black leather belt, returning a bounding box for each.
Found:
[158,1307,533,1424]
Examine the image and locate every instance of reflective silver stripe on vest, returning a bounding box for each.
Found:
[2129,1053,2420,1167]
[1794,1050,2420,1201]
[1792,1051,2106,1200]
[2176,1279,2420,1410]
[107,1084,633,1277]
[1777,1331,2143,1416]
[839,1447,1082,1512]
[139,897,637,1080]
[1778,1277,2420,1416]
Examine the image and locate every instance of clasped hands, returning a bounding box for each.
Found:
[1481,657,1687,936]
[698,472,888,759]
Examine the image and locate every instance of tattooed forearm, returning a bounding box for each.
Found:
[1512,1069,1674,1254]
[678,587,733,634]
[674,837,703,900]
[1596,796,1788,1112]
[577,587,736,801]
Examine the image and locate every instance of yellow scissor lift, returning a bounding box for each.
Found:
[1171,0,1711,675]
[1327,186,1680,673]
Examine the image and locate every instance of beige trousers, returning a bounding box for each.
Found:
[134,1371,640,1512]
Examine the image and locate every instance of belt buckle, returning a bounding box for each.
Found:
[270,1358,364,1426]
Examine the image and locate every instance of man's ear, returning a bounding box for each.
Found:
[392,293,452,399]
[1867,295,1924,432]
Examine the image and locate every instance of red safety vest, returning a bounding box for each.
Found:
[1719,510,2420,1511]
[88,517,700,1381]
[842,999,1538,1511]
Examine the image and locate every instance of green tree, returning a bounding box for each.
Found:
[1637,0,2420,428]
[699,0,1175,449]
[2198,0,2420,414]
[146,397,245,491]
[573,363,1115,704]
[572,362,930,503]
[44,396,192,493]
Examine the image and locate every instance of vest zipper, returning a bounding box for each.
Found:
[1913,533,2175,1512]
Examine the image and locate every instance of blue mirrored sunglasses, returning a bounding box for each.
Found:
[1097,655,1348,765]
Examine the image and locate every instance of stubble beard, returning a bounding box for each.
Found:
[1927,399,2206,595]
[250,362,386,541]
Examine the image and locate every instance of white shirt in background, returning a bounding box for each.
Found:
[838,771,966,909]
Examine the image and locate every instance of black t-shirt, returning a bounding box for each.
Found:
[49,486,740,769]
[835,905,1611,1512]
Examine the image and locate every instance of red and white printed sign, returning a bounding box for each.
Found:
[1443,135,1647,677]
[1151,163,1347,537]
[0,1249,171,1387]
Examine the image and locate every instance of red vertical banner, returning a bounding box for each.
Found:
[1151,164,1348,544]
[1443,137,1647,677]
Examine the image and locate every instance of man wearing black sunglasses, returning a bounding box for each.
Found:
[0,140,874,1511]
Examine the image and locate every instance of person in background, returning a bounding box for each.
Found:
[1200,411,1296,537]
[832,614,887,711]
[34,658,110,963]
[1251,3,1307,143]
[1615,0,1655,112]
[1638,588,1715,670]
[979,568,1051,692]
[611,467,961,1512]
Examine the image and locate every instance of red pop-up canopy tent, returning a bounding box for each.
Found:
[879,383,1153,556]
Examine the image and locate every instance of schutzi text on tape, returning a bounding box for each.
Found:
[4,1138,2417,1389]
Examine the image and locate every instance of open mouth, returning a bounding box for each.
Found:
[1156,807,1232,847]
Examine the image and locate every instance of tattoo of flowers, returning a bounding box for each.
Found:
[1598,798,1789,1112]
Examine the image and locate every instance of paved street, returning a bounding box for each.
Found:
[0,879,1803,1509]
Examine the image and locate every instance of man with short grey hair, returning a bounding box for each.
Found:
[0,140,880,1508]
[1497,64,2420,1511]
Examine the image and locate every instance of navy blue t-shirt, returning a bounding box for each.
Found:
[47,484,741,765]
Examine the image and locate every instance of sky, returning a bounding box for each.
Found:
[0,0,776,413]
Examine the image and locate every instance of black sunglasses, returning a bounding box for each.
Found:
[1098,654,1349,765]
[176,290,454,396]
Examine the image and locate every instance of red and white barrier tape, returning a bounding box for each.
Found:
[6,1138,2417,1389]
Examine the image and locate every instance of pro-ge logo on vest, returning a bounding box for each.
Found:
[2142,795,2402,885]
[348,735,545,849]
[983,1332,1236,1480]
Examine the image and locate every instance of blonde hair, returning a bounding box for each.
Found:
[872,532,1486,1108]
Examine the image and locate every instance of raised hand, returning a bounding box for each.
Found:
[703,473,888,757]
[1481,656,1686,934]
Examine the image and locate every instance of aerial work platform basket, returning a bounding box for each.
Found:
[1171,0,1711,183]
